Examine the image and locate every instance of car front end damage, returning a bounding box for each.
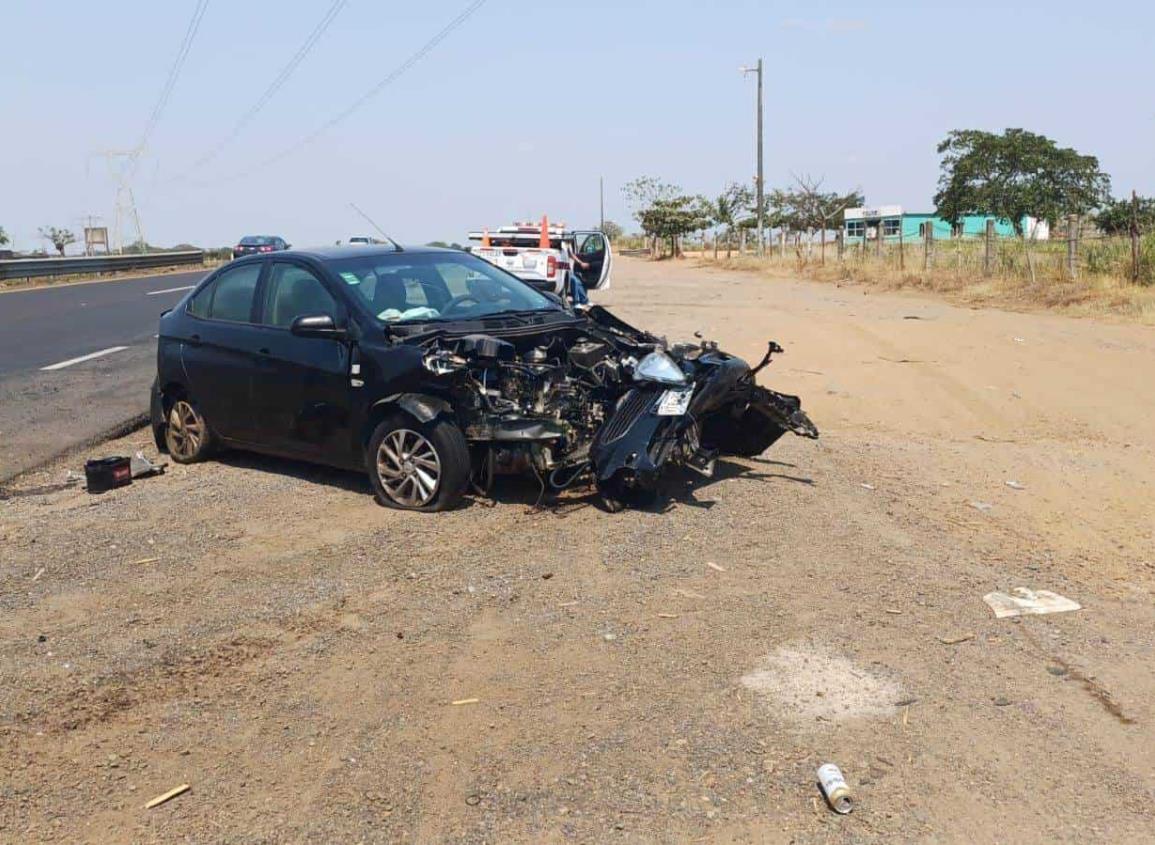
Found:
[404,306,818,509]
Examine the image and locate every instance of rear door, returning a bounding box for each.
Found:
[573,231,613,290]
[180,261,266,441]
[248,260,355,463]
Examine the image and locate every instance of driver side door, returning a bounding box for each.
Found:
[572,231,613,290]
[248,260,355,463]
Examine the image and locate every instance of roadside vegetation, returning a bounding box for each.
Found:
[622,128,1155,321]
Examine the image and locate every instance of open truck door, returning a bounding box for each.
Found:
[573,231,613,291]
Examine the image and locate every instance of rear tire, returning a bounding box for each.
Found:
[164,397,215,463]
[367,414,470,512]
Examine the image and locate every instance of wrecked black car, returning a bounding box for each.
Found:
[151,245,818,511]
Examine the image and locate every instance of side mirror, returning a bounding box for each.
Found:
[290,314,346,339]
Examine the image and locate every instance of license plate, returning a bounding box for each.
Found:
[656,387,693,416]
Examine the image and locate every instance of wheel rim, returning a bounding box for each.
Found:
[166,400,203,459]
[376,429,441,507]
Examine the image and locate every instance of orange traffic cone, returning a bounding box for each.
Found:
[539,215,550,249]
[481,228,491,247]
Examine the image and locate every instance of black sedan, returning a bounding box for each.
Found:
[151,245,816,511]
[232,235,289,259]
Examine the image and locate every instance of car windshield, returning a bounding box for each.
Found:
[240,236,275,245]
[329,251,557,324]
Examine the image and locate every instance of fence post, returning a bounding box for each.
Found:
[923,221,934,271]
[983,219,995,276]
[1132,190,1141,283]
[1066,214,1079,280]
[898,224,904,271]
[836,229,844,262]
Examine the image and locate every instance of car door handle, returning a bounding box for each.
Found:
[257,347,270,355]
[188,333,201,346]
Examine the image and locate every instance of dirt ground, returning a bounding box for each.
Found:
[2,257,1153,844]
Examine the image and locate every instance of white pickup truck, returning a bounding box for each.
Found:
[467,222,613,296]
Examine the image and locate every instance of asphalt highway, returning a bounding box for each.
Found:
[0,270,209,483]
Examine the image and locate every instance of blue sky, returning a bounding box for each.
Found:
[1,0,1152,251]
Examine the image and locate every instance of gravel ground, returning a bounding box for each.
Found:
[1,258,1153,843]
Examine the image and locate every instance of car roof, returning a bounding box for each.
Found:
[283,244,458,261]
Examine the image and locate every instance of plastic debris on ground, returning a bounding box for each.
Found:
[130,451,166,479]
[983,587,1082,619]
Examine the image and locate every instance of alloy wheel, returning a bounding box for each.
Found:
[376,428,442,507]
[166,400,204,460]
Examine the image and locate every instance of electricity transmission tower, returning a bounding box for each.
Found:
[95,149,147,254]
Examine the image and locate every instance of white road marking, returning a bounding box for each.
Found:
[41,346,130,371]
[146,285,196,296]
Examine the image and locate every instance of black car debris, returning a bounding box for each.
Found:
[151,245,818,511]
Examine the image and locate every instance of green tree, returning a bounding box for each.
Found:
[934,129,1110,236]
[636,195,711,259]
[1095,195,1155,235]
[38,226,76,256]
[0,226,9,247]
[598,220,624,241]
[708,183,751,257]
[623,176,681,256]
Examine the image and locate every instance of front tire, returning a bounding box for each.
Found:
[596,474,659,513]
[164,397,215,463]
[367,414,470,512]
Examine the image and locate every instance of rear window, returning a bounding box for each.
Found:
[188,263,261,322]
[239,236,274,246]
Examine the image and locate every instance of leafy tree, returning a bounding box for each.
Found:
[1096,195,1155,235]
[598,220,624,241]
[934,129,1110,236]
[0,226,9,246]
[707,183,751,257]
[38,226,76,256]
[623,177,682,256]
[636,195,711,258]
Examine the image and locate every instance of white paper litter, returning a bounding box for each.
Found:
[983,588,1081,619]
[1005,480,1026,490]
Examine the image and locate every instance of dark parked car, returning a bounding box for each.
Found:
[151,245,817,511]
[232,235,289,259]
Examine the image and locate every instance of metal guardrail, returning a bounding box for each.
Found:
[619,248,650,257]
[0,250,205,281]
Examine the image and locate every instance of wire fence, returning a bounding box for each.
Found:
[777,218,1154,287]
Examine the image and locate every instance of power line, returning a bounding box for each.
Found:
[220,0,488,182]
[136,0,211,161]
[181,0,347,175]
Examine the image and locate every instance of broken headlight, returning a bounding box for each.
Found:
[634,350,687,386]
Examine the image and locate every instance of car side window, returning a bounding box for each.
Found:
[205,263,261,323]
[261,263,338,328]
[580,234,605,256]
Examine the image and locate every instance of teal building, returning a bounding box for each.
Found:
[843,206,1047,243]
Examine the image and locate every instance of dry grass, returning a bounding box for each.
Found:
[696,244,1155,324]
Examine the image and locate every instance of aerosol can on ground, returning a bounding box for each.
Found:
[817,763,854,814]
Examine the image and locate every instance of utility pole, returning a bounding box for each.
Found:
[599,176,605,233]
[741,59,764,256]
